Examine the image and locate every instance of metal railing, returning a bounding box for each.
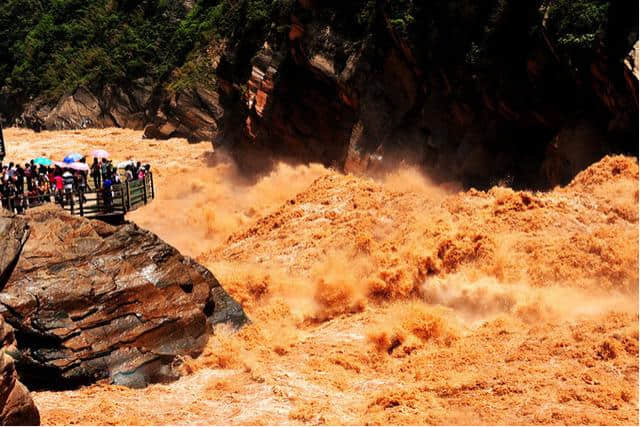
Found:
[1,173,154,218]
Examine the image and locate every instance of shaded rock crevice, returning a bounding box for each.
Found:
[0,315,40,426]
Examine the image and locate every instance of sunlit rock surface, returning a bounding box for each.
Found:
[0,206,246,389]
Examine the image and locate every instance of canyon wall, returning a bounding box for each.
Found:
[213,0,639,188]
[3,1,639,188]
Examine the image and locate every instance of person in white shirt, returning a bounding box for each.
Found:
[62,170,74,206]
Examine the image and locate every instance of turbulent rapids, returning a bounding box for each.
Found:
[5,128,639,425]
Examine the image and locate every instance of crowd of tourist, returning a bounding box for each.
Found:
[1,157,151,214]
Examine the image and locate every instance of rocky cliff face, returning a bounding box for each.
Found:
[17,80,155,132]
[213,1,639,188]
[1,315,40,425]
[143,86,223,142]
[0,212,39,425]
[6,1,639,188]
[0,206,246,389]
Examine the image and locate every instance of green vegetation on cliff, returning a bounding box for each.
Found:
[0,0,635,111]
[0,0,285,103]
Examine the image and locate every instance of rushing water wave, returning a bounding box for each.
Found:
[6,128,637,425]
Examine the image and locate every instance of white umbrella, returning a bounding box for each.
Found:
[67,162,90,172]
[117,160,135,169]
[91,149,110,159]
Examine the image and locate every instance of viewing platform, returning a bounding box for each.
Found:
[2,173,155,222]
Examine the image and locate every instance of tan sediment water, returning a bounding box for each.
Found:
[5,128,638,425]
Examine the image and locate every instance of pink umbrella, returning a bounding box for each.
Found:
[91,149,110,159]
[67,162,90,172]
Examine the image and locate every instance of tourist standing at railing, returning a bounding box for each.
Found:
[14,164,24,194]
[100,159,108,186]
[102,175,113,211]
[75,169,87,202]
[91,158,101,190]
[0,172,9,210]
[53,170,63,206]
[38,173,51,203]
[47,167,56,199]
[7,162,15,180]
[25,163,35,195]
[29,160,37,184]
[62,169,74,207]
[124,165,133,182]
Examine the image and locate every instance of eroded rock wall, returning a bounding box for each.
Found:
[213,1,638,188]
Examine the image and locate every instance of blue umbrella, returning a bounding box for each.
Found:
[33,157,52,166]
[63,152,83,163]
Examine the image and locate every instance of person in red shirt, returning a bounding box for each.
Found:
[54,174,64,206]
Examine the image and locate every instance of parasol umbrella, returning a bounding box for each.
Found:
[117,160,135,169]
[63,152,83,163]
[33,157,52,166]
[67,162,90,172]
[91,149,110,159]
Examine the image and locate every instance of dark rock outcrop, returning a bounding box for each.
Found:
[0,213,29,288]
[18,79,153,132]
[0,212,39,425]
[0,206,246,389]
[213,1,639,188]
[1,315,40,426]
[143,86,223,142]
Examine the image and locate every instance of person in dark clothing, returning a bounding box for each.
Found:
[14,165,24,194]
[91,157,101,190]
[25,163,34,193]
[102,176,113,211]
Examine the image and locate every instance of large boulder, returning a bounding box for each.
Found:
[0,315,40,426]
[0,211,39,425]
[0,206,246,389]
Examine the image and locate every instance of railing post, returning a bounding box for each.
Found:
[142,177,147,204]
[120,184,126,213]
[125,180,130,210]
[79,191,84,216]
[150,173,154,199]
[69,192,74,215]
